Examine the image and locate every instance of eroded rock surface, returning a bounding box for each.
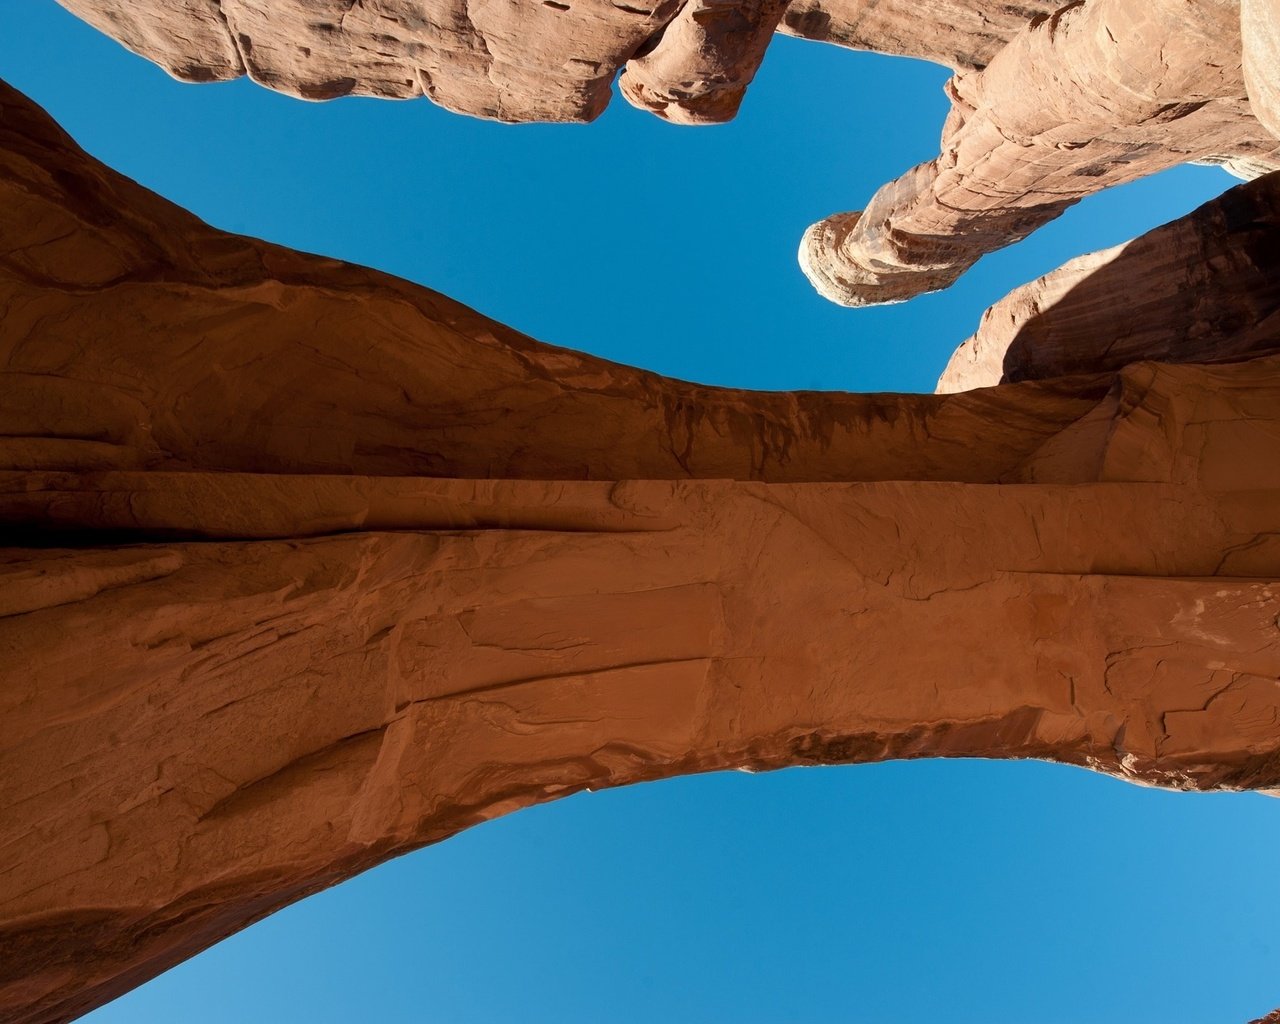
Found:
[778,0,1060,70]
[938,171,1280,392]
[54,0,1280,318]
[54,0,1064,124]
[800,0,1280,306]
[1243,0,1280,141]
[2,76,1280,1024]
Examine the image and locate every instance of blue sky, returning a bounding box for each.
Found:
[4,3,1279,1021]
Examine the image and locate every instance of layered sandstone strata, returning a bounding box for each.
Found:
[937,171,1280,392]
[2,77,1280,1024]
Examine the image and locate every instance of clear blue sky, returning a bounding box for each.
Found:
[4,4,1279,1022]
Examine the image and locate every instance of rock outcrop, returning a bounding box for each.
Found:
[3,75,1280,1024]
[1243,0,1280,141]
[53,0,1064,124]
[617,0,789,124]
[54,0,1280,315]
[800,0,1280,306]
[937,171,1280,392]
[778,0,1060,71]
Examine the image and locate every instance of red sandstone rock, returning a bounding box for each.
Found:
[618,0,789,124]
[2,76,1280,1024]
[54,0,782,123]
[937,171,1280,392]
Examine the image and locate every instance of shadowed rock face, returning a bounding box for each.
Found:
[3,75,1280,1024]
[937,171,1280,392]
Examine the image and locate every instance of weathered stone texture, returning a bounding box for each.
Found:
[778,0,1060,70]
[54,0,779,122]
[52,0,1280,315]
[53,0,1063,124]
[937,171,1280,391]
[1243,0,1280,141]
[800,0,1280,306]
[618,0,789,124]
[2,75,1280,1024]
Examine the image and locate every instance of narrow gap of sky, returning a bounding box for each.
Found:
[2,4,1277,1023]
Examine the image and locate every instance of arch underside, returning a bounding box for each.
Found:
[2,17,1280,1021]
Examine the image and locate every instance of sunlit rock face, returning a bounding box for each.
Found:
[53,0,1280,311]
[52,0,1061,123]
[52,0,785,123]
[3,71,1280,1024]
[1242,0,1280,141]
[800,0,1280,307]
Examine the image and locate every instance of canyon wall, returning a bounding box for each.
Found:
[3,74,1280,1023]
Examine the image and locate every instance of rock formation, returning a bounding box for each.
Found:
[3,72,1280,1024]
[800,0,1280,305]
[1243,0,1280,141]
[53,0,1064,123]
[53,0,1280,313]
[937,170,1280,391]
[779,0,1060,70]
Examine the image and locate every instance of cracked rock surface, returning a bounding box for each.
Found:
[3,76,1280,1024]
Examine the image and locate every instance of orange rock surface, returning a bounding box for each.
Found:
[2,75,1280,1024]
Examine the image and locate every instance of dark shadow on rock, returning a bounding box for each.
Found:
[1000,172,1280,383]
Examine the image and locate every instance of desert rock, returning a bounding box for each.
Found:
[3,74,1280,1024]
[53,0,1066,123]
[53,0,1280,317]
[937,171,1280,391]
[800,0,1280,306]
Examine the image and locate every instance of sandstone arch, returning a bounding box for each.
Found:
[50,0,1060,122]
[2,77,1280,1023]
